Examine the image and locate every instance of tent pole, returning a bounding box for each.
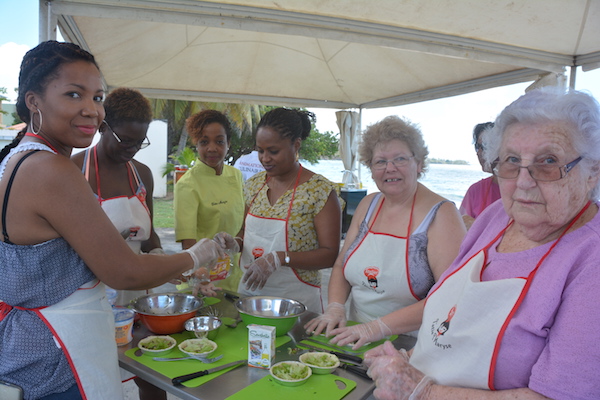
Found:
[569,66,577,89]
[358,107,363,188]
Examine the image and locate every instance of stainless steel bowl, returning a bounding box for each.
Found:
[235,296,306,336]
[130,293,204,334]
[131,293,204,316]
[185,316,222,339]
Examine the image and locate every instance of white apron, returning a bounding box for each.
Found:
[410,202,590,390]
[238,166,323,313]
[344,195,418,323]
[36,279,123,399]
[85,148,152,306]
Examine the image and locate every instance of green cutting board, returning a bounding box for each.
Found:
[126,321,290,387]
[225,374,356,400]
[302,321,397,354]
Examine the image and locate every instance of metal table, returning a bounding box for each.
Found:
[117,291,417,400]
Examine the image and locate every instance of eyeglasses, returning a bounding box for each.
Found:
[492,156,582,182]
[103,120,150,150]
[371,155,414,170]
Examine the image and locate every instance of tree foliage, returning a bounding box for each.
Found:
[150,100,340,167]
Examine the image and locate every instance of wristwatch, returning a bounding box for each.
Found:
[284,251,290,266]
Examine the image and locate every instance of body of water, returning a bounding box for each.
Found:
[305,159,491,206]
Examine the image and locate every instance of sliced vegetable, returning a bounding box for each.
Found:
[303,353,337,367]
[272,362,310,380]
[140,336,174,350]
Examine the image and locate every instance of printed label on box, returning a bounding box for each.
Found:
[247,324,276,369]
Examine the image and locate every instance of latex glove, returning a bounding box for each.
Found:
[329,317,392,350]
[304,302,347,336]
[148,248,166,255]
[364,341,433,400]
[183,238,226,272]
[242,250,281,291]
[213,232,240,253]
[190,274,222,298]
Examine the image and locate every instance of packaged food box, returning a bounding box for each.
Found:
[247,324,276,369]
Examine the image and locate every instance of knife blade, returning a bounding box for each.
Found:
[303,337,364,356]
[298,342,363,365]
[171,359,246,385]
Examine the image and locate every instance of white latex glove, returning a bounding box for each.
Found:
[363,341,434,400]
[183,238,226,272]
[148,248,166,255]
[304,302,347,336]
[213,232,240,253]
[242,250,281,291]
[190,274,222,298]
[329,318,392,350]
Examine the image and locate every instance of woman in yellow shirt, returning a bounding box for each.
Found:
[174,110,245,292]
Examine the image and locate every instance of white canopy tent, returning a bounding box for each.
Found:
[41,0,600,110]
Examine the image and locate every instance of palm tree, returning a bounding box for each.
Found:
[151,100,266,158]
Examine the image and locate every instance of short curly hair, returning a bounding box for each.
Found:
[359,115,429,178]
[186,110,232,145]
[103,87,152,127]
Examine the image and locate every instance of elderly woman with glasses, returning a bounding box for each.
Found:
[305,116,466,349]
[364,88,600,400]
[72,87,163,307]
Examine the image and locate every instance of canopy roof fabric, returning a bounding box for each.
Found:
[45,0,600,109]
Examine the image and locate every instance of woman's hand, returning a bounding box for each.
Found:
[304,302,347,336]
[213,232,240,253]
[242,251,281,291]
[184,238,226,270]
[364,341,433,400]
[329,318,392,350]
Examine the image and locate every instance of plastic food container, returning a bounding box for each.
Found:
[113,307,135,346]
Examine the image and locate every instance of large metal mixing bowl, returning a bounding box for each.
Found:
[235,296,306,336]
[131,293,204,334]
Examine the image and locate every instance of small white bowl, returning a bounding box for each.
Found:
[270,361,312,386]
[138,335,176,357]
[178,338,217,357]
[299,352,340,374]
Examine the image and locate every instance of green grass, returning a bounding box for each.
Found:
[153,192,174,228]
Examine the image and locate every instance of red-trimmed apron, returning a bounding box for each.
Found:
[36,279,123,399]
[238,166,323,313]
[410,202,591,390]
[86,147,152,306]
[343,193,418,324]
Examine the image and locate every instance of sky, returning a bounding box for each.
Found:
[1,0,599,166]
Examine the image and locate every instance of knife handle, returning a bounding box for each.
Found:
[331,351,363,365]
[341,364,371,380]
[172,370,208,385]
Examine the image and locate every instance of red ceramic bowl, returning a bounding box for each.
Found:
[131,293,204,334]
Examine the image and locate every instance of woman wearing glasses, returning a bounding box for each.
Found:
[365,88,600,400]
[72,87,164,307]
[459,122,501,229]
[306,116,466,349]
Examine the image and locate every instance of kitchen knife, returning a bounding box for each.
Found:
[298,343,363,365]
[303,337,365,357]
[171,359,246,385]
[338,363,371,380]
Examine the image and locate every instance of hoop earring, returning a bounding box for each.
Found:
[31,108,43,135]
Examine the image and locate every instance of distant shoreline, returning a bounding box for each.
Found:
[318,156,470,165]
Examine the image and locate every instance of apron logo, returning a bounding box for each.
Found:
[429,305,456,349]
[128,227,140,238]
[363,267,380,288]
[252,247,265,259]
